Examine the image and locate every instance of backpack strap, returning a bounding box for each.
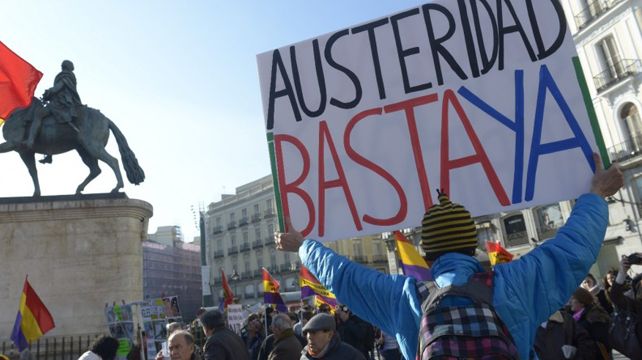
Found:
[418,271,495,313]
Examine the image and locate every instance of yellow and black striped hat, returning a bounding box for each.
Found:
[421,189,477,261]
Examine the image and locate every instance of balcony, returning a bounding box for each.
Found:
[253,269,262,277]
[264,236,274,246]
[227,220,237,230]
[241,271,252,278]
[228,246,239,255]
[536,226,560,242]
[279,264,291,272]
[608,132,642,163]
[239,217,249,227]
[252,213,262,222]
[212,225,223,234]
[252,240,263,249]
[574,0,623,30]
[594,59,641,93]
[351,255,368,263]
[505,231,530,248]
[264,208,275,218]
[372,255,387,263]
[240,243,251,252]
[213,250,224,259]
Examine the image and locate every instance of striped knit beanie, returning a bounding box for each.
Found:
[421,189,478,261]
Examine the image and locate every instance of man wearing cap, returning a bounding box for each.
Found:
[301,313,365,360]
[275,153,623,360]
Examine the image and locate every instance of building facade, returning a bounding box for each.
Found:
[205,175,392,306]
[143,226,202,322]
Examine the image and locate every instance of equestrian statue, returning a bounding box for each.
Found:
[0,60,145,197]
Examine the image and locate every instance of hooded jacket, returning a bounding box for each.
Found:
[299,194,608,360]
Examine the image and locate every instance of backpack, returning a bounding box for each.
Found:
[416,271,520,360]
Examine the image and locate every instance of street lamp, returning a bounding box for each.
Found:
[231,269,240,301]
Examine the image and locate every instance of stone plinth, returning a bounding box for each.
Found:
[0,194,153,338]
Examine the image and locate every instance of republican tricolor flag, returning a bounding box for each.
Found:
[395,231,432,281]
[485,241,514,266]
[11,276,55,351]
[262,268,287,312]
[218,270,234,312]
[300,266,337,308]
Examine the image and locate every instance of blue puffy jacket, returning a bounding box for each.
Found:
[299,194,607,360]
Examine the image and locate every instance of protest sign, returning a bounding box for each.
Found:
[257,0,606,242]
[227,304,244,335]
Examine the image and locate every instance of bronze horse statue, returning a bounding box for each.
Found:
[0,100,145,196]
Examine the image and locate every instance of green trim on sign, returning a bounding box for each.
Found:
[573,57,610,168]
[267,133,285,232]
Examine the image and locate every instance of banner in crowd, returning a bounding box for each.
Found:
[227,304,244,335]
[300,265,337,307]
[262,268,287,312]
[257,1,606,242]
[485,241,514,265]
[10,277,55,351]
[395,231,432,280]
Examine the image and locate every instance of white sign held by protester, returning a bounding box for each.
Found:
[257,0,606,242]
[227,304,244,335]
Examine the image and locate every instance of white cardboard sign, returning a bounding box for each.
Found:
[257,1,603,241]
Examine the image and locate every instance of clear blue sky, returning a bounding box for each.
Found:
[0,1,426,239]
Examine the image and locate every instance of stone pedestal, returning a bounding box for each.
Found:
[0,194,153,338]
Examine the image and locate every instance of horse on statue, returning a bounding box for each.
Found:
[0,99,145,196]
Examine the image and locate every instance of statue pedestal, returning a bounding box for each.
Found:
[0,194,153,338]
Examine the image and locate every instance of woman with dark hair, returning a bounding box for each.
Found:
[567,288,612,360]
[78,335,119,360]
[581,273,613,314]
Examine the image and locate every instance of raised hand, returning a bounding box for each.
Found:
[590,152,623,198]
[274,217,304,252]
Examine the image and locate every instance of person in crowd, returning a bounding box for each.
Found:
[264,307,276,335]
[294,310,314,337]
[335,305,367,359]
[78,335,120,360]
[301,313,365,360]
[168,331,200,360]
[244,315,265,360]
[531,310,594,359]
[285,312,307,347]
[288,306,300,323]
[200,309,250,360]
[375,328,401,360]
[609,254,642,350]
[317,304,332,315]
[275,153,623,360]
[581,273,613,314]
[167,322,183,336]
[567,287,612,360]
[268,314,303,360]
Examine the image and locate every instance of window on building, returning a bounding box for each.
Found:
[476,222,498,244]
[284,252,290,263]
[503,214,529,247]
[242,208,247,217]
[352,239,363,256]
[535,204,564,230]
[245,284,255,298]
[258,283,264,295]
[257,251,264,270]
[254,204,260,214]
[215,217,221,226]
[268,223,274,236]
[634,177,642,215]
[217,239,222,251]
[270,249,277,267]
[621,103,642,152]
[285,277,296,291]
[243,232,249,244]
[597,36,622,80]
[255,228,261,241]
[266,199,273,211]
[373,241,383,256]
[229,212,235,221]
[231,234,236,247]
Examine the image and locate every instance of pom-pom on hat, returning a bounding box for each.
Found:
[421,189,478,261]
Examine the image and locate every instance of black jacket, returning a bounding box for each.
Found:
[204,327,251,360]
[300,334,365,360]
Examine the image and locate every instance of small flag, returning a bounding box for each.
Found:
[395,231,432,281]
[11,276,55,351]
[0,41,43,125]
[314,296,336,314]
[221,270,234,310]
[485,241,514,266]
[300,266,337,308]
[262,268,287,312]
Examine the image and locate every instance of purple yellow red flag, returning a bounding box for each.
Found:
[395,231,432,281]
[11,276,55,351]
[0,41,43,126]
[218,270,234,311]
[485,241,514,266]
[262,268,287,312]
[300,265,337,308]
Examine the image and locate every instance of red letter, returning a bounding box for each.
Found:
[440,90,510,206]
[384,94,439,211]
[344,107,408,226]
[274,134,316,237]
[318,121,362,236]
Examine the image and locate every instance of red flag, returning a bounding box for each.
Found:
[485,241,514,265]
[221,270,234,309]
[0,41,42,120]
[11,276,55,350]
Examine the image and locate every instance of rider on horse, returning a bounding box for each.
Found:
[24,60,82,149]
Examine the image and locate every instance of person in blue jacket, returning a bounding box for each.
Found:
[274,153,623,360]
